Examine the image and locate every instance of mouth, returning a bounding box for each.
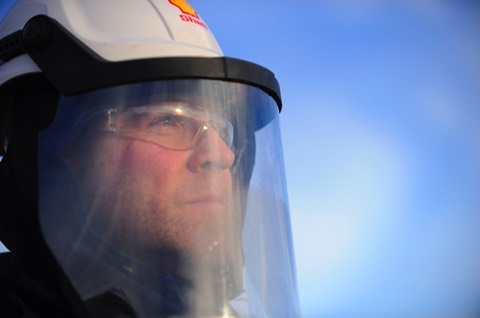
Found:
[188,196,225,205]
[186,194,228,210]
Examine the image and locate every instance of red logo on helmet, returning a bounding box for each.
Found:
[168,0,199,18]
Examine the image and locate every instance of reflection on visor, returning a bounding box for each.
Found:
[104,105,234,150]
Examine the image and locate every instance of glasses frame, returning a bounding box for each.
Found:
[103,106,234,150]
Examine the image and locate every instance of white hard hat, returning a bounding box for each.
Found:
[0,0,281,105]
[0,0,222,86]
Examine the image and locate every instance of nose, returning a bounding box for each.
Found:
[187,127,235,172]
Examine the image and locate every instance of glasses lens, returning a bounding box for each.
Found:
[207,118,234,149]
[107,106,233,150]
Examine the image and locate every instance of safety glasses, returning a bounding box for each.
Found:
[104,104,234,150]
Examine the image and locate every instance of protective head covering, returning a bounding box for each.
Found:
[0,1,300,317]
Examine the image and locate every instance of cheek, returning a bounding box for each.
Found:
[99,140,188,189]
[82,140,188,226]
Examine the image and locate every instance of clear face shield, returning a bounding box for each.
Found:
[38,79,299,317]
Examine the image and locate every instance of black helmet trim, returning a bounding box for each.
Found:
[0,15,282,110]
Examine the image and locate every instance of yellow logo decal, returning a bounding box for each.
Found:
[168,0,199,18]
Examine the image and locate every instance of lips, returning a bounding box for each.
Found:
[187,194,226,205]
[183,189,231,212]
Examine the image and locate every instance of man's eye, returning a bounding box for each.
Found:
[149,115,188,127]
[146,115,188,135]
[150,115,176,126]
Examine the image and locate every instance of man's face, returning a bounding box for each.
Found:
[68,105,237,265]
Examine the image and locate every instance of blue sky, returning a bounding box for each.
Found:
[2,1,480,317]
[194,1,480,317]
